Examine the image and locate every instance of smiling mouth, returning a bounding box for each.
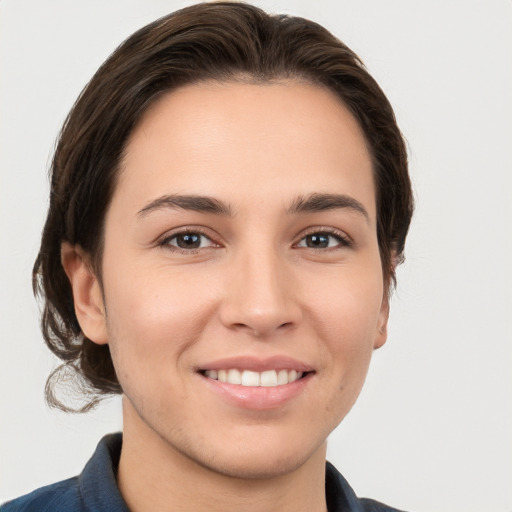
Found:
[201,368,309,387]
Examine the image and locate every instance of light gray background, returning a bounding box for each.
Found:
[1,1,511,511]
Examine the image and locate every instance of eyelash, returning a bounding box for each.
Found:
[295,228,352,250]
[158,227,352,253]
[158,228,218,254]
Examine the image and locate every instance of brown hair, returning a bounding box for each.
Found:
[33,2,413,412]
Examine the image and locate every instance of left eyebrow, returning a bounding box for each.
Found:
[137,194,233,218]
[287,193,370,223]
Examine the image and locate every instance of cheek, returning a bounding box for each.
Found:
[307,262,383,387]
[102,265,216,384]
[310,264,384,341]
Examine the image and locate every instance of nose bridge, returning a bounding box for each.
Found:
[220,239,300,336]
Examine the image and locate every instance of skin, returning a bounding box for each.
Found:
[62,81,390,512]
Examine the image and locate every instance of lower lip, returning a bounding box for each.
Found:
[199,372,314,410]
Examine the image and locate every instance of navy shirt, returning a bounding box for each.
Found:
[1,433,406,511]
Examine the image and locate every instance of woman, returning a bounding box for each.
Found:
[2,3,413,511]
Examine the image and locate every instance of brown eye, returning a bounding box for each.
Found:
[164,232,215,250]
[305,234,330,248]
[175,233,201,248]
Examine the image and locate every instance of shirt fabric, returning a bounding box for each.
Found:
[1,433,407,512]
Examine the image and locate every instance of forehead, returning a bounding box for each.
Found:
[115,80,375,220]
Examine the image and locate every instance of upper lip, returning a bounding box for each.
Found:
[197,355,314,373]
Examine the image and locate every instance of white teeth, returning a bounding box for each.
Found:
[227,368,242,385]
[260,370,278,387]
[241,370,260,387]
[204,368,305,387]
[277,369,288,385]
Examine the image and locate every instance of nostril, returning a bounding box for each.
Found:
[220,301,302,337]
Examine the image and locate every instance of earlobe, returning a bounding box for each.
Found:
[61,242,108,345]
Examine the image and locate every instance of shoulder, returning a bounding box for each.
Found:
[326,462,409,512]
[1,433,127,512]
[359,498,408,512]
[1,477,83,512]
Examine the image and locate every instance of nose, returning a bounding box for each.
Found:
[218,247,302,338]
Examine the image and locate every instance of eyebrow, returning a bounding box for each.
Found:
[288,193,370,222]
[137,192,369,222]
[137,194,233,217]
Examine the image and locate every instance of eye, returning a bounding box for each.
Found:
[296,231,350,249]
[161,231,217,251]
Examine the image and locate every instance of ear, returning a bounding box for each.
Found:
[61,242,108,345]
[374,296,390,350]
[374,251,398,350]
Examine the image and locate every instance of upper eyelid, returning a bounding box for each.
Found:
[295,226,352,242]
[158,231,220,255]
[156,228,220,251]
[158,226,217,241]
[167,232,213,243]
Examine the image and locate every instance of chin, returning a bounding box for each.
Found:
[175,428,328,481]
[197,448,317,480]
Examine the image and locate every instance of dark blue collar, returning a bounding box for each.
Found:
[78,433,129,512]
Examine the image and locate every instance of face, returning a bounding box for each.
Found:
[78,81,389,478]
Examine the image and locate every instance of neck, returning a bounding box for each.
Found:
[117,398,328,512]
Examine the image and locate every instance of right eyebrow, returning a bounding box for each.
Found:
[137,194,233,218]
[287,192,370,224]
